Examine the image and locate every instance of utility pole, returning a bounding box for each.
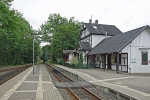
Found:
[33,35,35,74]
[31,33,36,74]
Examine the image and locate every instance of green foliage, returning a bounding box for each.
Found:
[0,1,41,66]
[39,13,82,60]
[79,52,83,64]
[56,58,64,65]
[41,45,50,63]
[1,0,13,7]
[70,57,78,65]
[46,59,53,64]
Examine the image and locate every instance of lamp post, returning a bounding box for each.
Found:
[31,33,36,74]
[37,32,39,66]
[37,49,39,65]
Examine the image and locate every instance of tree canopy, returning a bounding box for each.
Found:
[0,1,41,66]
[41,45,50,63]
[0,2,81,65]
[39,13,82,60]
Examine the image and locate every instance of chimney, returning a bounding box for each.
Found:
[95,20,98,24]
[105,31,107,39]
[89,19,92,24]
[89,15,92,24]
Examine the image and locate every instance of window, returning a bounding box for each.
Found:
[74,53,76,57]
[114,54,121,64]
[97,56,99,61]
[142,52,148,65]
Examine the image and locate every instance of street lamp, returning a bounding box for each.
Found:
[37,50,39,65]
[38,49,39,65]
[31,33,37,74]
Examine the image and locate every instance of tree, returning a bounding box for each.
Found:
[39,13,82,60]
[0,1,41,66]
[41,45,50,63]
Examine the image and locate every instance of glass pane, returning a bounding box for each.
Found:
[121,58,125,65]
[142,52,147,64]
[143,53,147,62]
[125,59,127,65]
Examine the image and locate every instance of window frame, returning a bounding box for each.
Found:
[114,54,121,64]
[141,51,148,65]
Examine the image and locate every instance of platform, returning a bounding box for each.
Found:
[55,64,150,100]
[0,64,63,100]
[1,64,150,100]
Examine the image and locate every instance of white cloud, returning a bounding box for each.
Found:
[11,0,150,32]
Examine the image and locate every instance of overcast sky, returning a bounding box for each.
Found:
[11,0,150,32]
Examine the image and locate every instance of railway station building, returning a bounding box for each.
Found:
[63,20,150,73]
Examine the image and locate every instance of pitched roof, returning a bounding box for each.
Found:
[88,25,149,55]
[63,50,76,54]
[84,23,122,36]
[79,42,91,51]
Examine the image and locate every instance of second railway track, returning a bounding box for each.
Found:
[0,65,31,85]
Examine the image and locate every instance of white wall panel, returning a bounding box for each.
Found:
[122,29,150,73]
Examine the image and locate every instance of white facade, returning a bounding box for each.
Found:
[92,28,150,73]
[121,29,150,73]
[92,35,111,47]
[81,34,111,48]
[92,35,105,47]
[66,22,150,73]
[68,53,74,63]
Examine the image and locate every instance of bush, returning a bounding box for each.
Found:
[69,57,78,65]
[46,59,53,64]
[57,58,64,64]
[54,57,89,69]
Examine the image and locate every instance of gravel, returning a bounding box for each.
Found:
[47,65,121,100]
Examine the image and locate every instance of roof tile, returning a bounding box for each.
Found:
[88,25,149,55]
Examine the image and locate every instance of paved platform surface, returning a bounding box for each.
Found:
[0,64,63,100]
[55,64,150,100]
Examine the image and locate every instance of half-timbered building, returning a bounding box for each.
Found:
[63,20,150,73]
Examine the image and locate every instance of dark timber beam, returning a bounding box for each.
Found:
[87,55,88,68]
[116,53,119,74]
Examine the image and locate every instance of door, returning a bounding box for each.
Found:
[107,54,111,69]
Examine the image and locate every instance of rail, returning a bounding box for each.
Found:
[46,64,103,100]
[0,65,31,85]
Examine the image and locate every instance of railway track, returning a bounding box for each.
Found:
[46,64,103,100]
[0,65,31,85]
